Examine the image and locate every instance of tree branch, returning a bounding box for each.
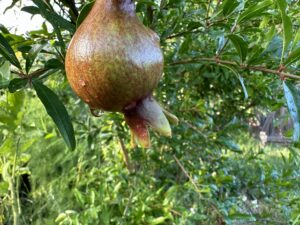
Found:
[166,28,204,39]
[168,57,300,80]
[58,0,79,24]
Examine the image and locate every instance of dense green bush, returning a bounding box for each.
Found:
[1,0,300,224]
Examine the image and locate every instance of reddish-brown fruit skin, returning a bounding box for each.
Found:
[65,0,164,112]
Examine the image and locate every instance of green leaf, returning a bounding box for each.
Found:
[237,0,272,24]
[45,58,64,69]
[32,69,59,82]
[283,81,300,143]
[0,181,9,195]
[149,216,168,225]
[8,78,27,93]
[178,35,191,55]
[0,61,10,78]
[29,1,69,51]
[284,46,300,67]
[25,44,45,74]
[21,6,40,15]
[0,80,9,89]
[33,81,76,150]
[76,1,95,29]
[218,137,242,153]
[0,24,10,34]
[275,0,293,61]
[214,63,248,99]
[227,34,248,62]
[216,35,226,54]
[31,0,75,33]
[0,33,22,70]
[237,75,248,100]
[291,28,300,51]
[228,213,256,221]
[222,0,239,16]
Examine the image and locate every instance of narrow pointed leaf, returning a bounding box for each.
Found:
[237,0,272,24]
[21,6,40,15]
[237,75,248,100]
[222,0,239,16]
[33,81,76,150]
[0,24,10,34]
[0,80,9,89]
[283,81,300,143]
[216,35,226,55]
[31,0,75,33]
[25,44,45,73]
[76,1,95,29]
[227,34,248,62]
[8,78,27,93]
[218,137,242,153]
[220,64,248,100]
[285,46,300,67]
[275,0,293,61]
[291,28,300,51]
[0,33,22,69]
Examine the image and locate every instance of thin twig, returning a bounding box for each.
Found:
[172,155,223,218]
[173,155,200,192]
[247,218,287,224]
[118,134,134,174]
[206,0,212,21]
[181,119,207,139]
[166,28,204,39]
[122,190,133,218]
[168,57,300,80]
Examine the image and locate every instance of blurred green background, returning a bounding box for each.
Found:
[1,0,300,224]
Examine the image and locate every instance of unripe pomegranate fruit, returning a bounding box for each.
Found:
[65,0,177,147]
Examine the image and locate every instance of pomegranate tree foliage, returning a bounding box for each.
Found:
[0,0,300,224]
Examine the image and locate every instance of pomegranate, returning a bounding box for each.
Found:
[65,0,177,147]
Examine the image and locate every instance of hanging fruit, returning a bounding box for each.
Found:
[65,0,178,147]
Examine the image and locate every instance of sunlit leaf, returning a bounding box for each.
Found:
[237,0,272,24]
[291,28,300,51]
[237,75,248,100]
[283,81,300,143]
[218,137,242,153]
[0,61,10,78]
[216,35,225,55]
[222,0,239,16]
[285,47,300,67]
[0,80,9,89]
[0,181,9,194]
[275,0,293,61]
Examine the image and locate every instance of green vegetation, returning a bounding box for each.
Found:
[1,0,300,224]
